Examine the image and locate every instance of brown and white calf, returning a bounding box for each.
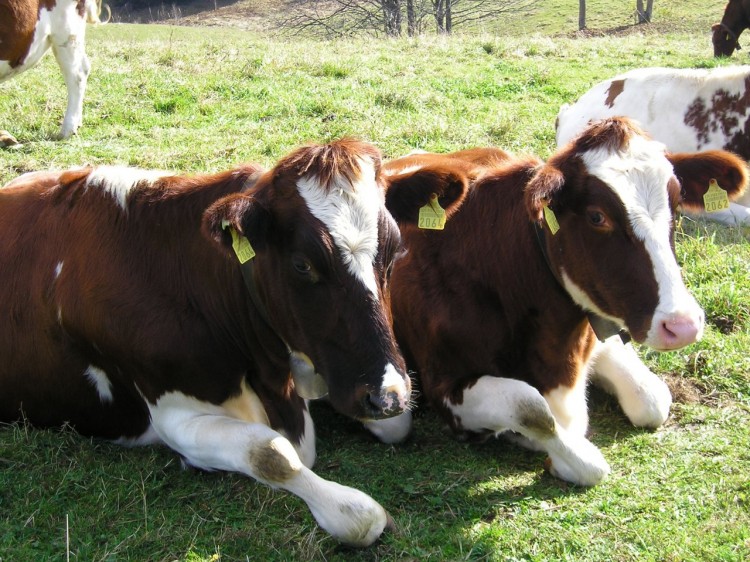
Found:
[0,139,413,546]
[556,66,750,225]
[0,0,104,142]
[380,118,748,486]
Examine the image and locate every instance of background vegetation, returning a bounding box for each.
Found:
[1,0,748,560]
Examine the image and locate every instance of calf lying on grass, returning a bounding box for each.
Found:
[379,118,747,485]
[0,139,415,547]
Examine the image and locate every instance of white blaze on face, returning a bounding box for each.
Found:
[296,158,382,300]
[576,135,704,346]
[85,166,169,210]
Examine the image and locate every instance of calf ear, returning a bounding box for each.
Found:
[524,163,565,222]
[384,166,469,225]
[202,193,271,256]
[668,150,749,210]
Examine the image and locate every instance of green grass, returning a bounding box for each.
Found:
[1,8,749,562]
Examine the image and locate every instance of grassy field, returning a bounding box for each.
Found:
[1,5,749,561]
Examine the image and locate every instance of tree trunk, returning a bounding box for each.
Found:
[434,0,445,33]
[382,0,402,36]
[579,0,586,30]
[406,0,416,36]
[637,0,653,23]
[445,0,452,33]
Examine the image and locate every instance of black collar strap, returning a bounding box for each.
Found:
[533,221,631,344]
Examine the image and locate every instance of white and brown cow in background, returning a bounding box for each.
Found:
[0,139,420,546]
[556,66,750,225]
[380,118,748,486]
[0,0,105,144]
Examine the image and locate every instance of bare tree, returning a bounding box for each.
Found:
[636,0,654,23]
[285,0,540,37]
[433,0,538,34]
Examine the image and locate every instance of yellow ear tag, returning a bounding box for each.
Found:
[229,227,256,264]
[418,194,446,230]
[703,178,730,213]
[543,205,560,235]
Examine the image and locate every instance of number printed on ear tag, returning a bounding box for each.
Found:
[230,228,256,263]
[703,178,730,213]
[543,205,560,235]
[418,194,446,230]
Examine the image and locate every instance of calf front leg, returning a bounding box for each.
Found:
[590,337,672,428]
[148,392,389,547]
[446,376,610,486]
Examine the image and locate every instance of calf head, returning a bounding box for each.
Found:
[204,139,411,420]
[527,117,748,350]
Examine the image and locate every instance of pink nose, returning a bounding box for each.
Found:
[656,315,702,350]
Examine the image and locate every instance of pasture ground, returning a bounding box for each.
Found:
[1,4,749,561]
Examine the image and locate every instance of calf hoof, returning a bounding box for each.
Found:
[545,436,610,486]
[622,377,672,429]
[309,485,391,547]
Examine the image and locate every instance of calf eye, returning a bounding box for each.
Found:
[292,255,314,277]
[586,208,610,228]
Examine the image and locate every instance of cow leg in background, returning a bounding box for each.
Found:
[589,338,672,429]
[51,29,90,138]
[147,393,389,547]
[447,376,610,486]
[363,411,413,443]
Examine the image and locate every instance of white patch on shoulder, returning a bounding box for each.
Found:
[85,166,170,210]
[54,261,64,279]
[296,157,382,299]
[84,365,114,403]
[221,379,271,426]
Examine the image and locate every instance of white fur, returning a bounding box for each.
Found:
[83,364,114,403]
[85,166,169,210]
[446,376,610,486]
[590,337,672,428]
[296,158,382,300]
[54,261,64,279]
[544,374,589,438]
[146,390,387,546]
[363,410,413,444]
